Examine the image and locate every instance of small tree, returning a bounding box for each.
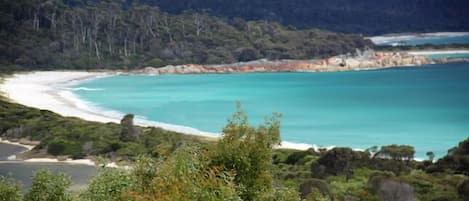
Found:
[24,170,72,201]
[128,147,241,201]
[310,147,361,179]
[426,151,435,162]
[378,145,415,161]
[211,103,282,200]
[82,167,135,201]
[0,176,22,201]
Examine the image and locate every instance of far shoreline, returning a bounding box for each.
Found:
[367,32,469,45]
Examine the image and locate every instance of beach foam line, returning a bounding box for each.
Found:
[71,87,104,91]
[0,71,360,152]
[278,141,325,151]
[57,82,220,138]
[0,71,224,139]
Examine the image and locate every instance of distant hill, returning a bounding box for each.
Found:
[0,0,372,70]
[130,0,469,35]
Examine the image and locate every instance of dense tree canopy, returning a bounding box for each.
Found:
[131,0,469,34]
[0,0,371,70]
[427,138,469,175]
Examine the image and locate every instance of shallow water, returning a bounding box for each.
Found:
[75,63,469,159]
[427,53,469,60]
[0,162,97,191]
[0,143,27,160]
[0,143,97,191]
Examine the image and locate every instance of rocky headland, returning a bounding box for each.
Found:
[135,50,444,75]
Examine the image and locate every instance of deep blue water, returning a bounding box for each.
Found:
[75,63,469,159]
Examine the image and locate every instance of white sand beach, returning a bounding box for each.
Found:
[1,71,118,123]
[0,71,343,151]
[0,138,35,151]
[0,71,218,138]
[0,158,132,168]
[22,158,96,166]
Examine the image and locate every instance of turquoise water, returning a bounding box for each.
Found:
[428,53,469,60]
[378,35,469,46]
[75,63,469,159]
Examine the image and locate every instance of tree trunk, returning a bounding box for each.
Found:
[163,17,173,42]
[94,41,101,60]
[124,37,128,57]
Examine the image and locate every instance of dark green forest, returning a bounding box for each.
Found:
[131,0,469,34]
[0,0,372,70]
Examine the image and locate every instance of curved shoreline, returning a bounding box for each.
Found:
[0,138,35,151]
[1,51,467,155]
[0,71,218,135]
[0,138,97,166]
[0,71,333,152]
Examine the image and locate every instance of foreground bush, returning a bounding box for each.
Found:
[0,176,22,201]
[23,170,72,201]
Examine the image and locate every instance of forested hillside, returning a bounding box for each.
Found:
[135,0,469,34]
[0,0,371,70]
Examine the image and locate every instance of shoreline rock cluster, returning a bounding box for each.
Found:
[136,51,434,75]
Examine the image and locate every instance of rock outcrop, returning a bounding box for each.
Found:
[135,50,432,75]
[120,114,140,141]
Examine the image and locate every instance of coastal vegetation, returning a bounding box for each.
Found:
[1,1,469,201]
[0,98,208,160]
[1,97,468,200]
[0,0,372,70]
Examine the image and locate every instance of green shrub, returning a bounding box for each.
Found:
[285,151,310,165]
[457,179,469,201]
[0,176,22,201]
[24,170,72,201]
[82,168,134,201]
[46,139,82,156]
[144,58,166,67]
[299,179,331,199]
[47,141,66,156]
